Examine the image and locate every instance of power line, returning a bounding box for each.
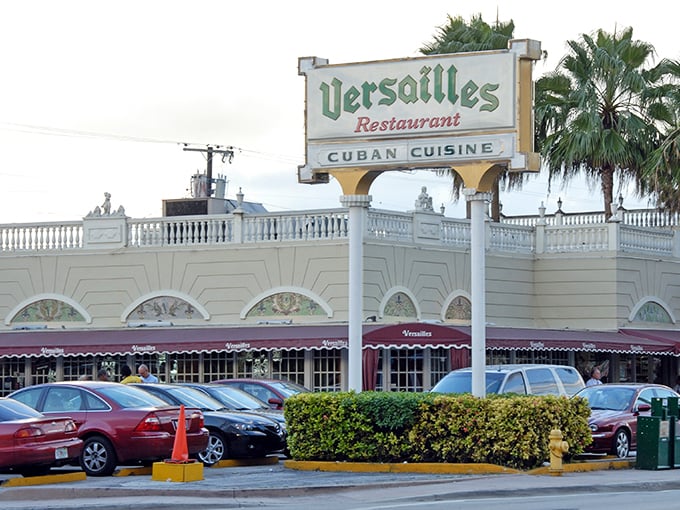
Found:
[0,122,304,166]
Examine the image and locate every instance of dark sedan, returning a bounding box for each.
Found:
[178,382,286,430]
[133,383,286,465]
[0,397,83,477]
[9,382,208,476]
[211,378,310,410]
[573,383,680,458]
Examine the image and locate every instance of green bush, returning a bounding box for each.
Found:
[285,391,592,470]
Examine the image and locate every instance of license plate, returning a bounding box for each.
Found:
[55,447,68,460]
[171,419,190,431]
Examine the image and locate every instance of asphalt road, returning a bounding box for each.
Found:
[1,458,678,510]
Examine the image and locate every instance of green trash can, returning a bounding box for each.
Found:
[667,397,680,468]
[636,398,671,470]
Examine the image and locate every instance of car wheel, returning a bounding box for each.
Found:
[613,429,630,458]
[198,430,227,466]
[80,435,117,476]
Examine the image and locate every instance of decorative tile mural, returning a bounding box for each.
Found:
[247,292,325,317]
[13,299,85,323]
[131,296,197,320]
[445,295,472,321]
[634,301,672,323]
[383,292,416,317]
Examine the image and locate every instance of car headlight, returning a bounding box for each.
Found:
[590,423,612,433]
[232,422,256,431]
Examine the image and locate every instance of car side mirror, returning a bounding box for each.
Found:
[268,397,284,408]
[636,403,652,413]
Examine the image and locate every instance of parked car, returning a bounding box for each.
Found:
[133,383,286,465]
[430,364,585,396]
[9,381,208,476]
[211,378,310,410]
[0,397,83,477]
[573,383,680,458]
[177,382,286,430]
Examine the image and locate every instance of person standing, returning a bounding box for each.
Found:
[120,364,142,384]
[586,367,603,387]
[97,369,110,381]
[137,364,158,383]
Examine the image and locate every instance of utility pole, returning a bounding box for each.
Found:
[182,145,234,196]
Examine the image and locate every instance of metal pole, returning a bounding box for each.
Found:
[464,189,491,398]
[341,194,371,392]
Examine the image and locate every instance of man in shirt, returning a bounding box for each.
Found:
[137,363,159,383]
[586,367,602,387]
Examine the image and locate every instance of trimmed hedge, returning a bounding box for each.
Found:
[284,391,592,470]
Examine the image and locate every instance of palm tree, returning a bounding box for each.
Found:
[535,27,664,219]
[641,59,680,212]
[420,14,521,220]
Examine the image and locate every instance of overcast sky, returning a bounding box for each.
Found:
[1,0,677,223]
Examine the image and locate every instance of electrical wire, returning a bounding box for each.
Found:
[0,121,303,166]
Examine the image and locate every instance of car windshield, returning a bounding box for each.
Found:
[98,384,170,408]
[161,386,227,411]
[431,372,506,394]
[207,386,269,410]
[0,398,44,420]
[268,381,308,398]
[576,386,636,411]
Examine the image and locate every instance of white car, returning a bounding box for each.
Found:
[431,364,585,396]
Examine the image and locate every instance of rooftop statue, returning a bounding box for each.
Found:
[415,186,434,212]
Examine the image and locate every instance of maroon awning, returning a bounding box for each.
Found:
[619,329,680,355]
[452,326,676,355]
[1,324,674,359]
[0,325,352,358]
[363,323,470,350]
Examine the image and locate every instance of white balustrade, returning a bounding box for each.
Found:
[441,218,471,247]
[0,222,82,251]
[3,208,680,258]
[488,223,534,253]
[366,210,413,241]
[620,225,674,255]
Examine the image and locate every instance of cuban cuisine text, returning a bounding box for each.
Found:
[310,134,513,169]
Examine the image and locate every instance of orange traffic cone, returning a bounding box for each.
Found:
[169,404,189,463]
[153,403,203,482]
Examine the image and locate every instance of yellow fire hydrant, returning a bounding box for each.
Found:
[549,428,569,475]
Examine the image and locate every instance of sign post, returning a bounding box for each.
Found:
[299,40,542,394]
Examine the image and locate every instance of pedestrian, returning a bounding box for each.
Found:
[120,364,142,384]
[137,364,158,383]
[586,366,602,387]
[79,374,93,381]
[674,375,680,393]
[97,369,110,381]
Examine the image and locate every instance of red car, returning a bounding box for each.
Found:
[0,397,83,477]
[573,383,680,458]
[9,381,208,476]
[211,378,310,410]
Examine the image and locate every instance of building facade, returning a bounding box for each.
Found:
[2,191,680,395]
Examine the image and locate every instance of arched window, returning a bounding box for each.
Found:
[444,295,472,322]
[246,292,328,318]
[382,291,417,319]
[631,300,673,324]
[7,296,89,325]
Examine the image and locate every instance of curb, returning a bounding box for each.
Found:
[0,472,86,488]
[284,457,635,475]
[284,460,520,475]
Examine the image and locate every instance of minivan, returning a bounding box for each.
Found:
[430,364,585,396]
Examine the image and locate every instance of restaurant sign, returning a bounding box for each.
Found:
[298,41,541,183]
